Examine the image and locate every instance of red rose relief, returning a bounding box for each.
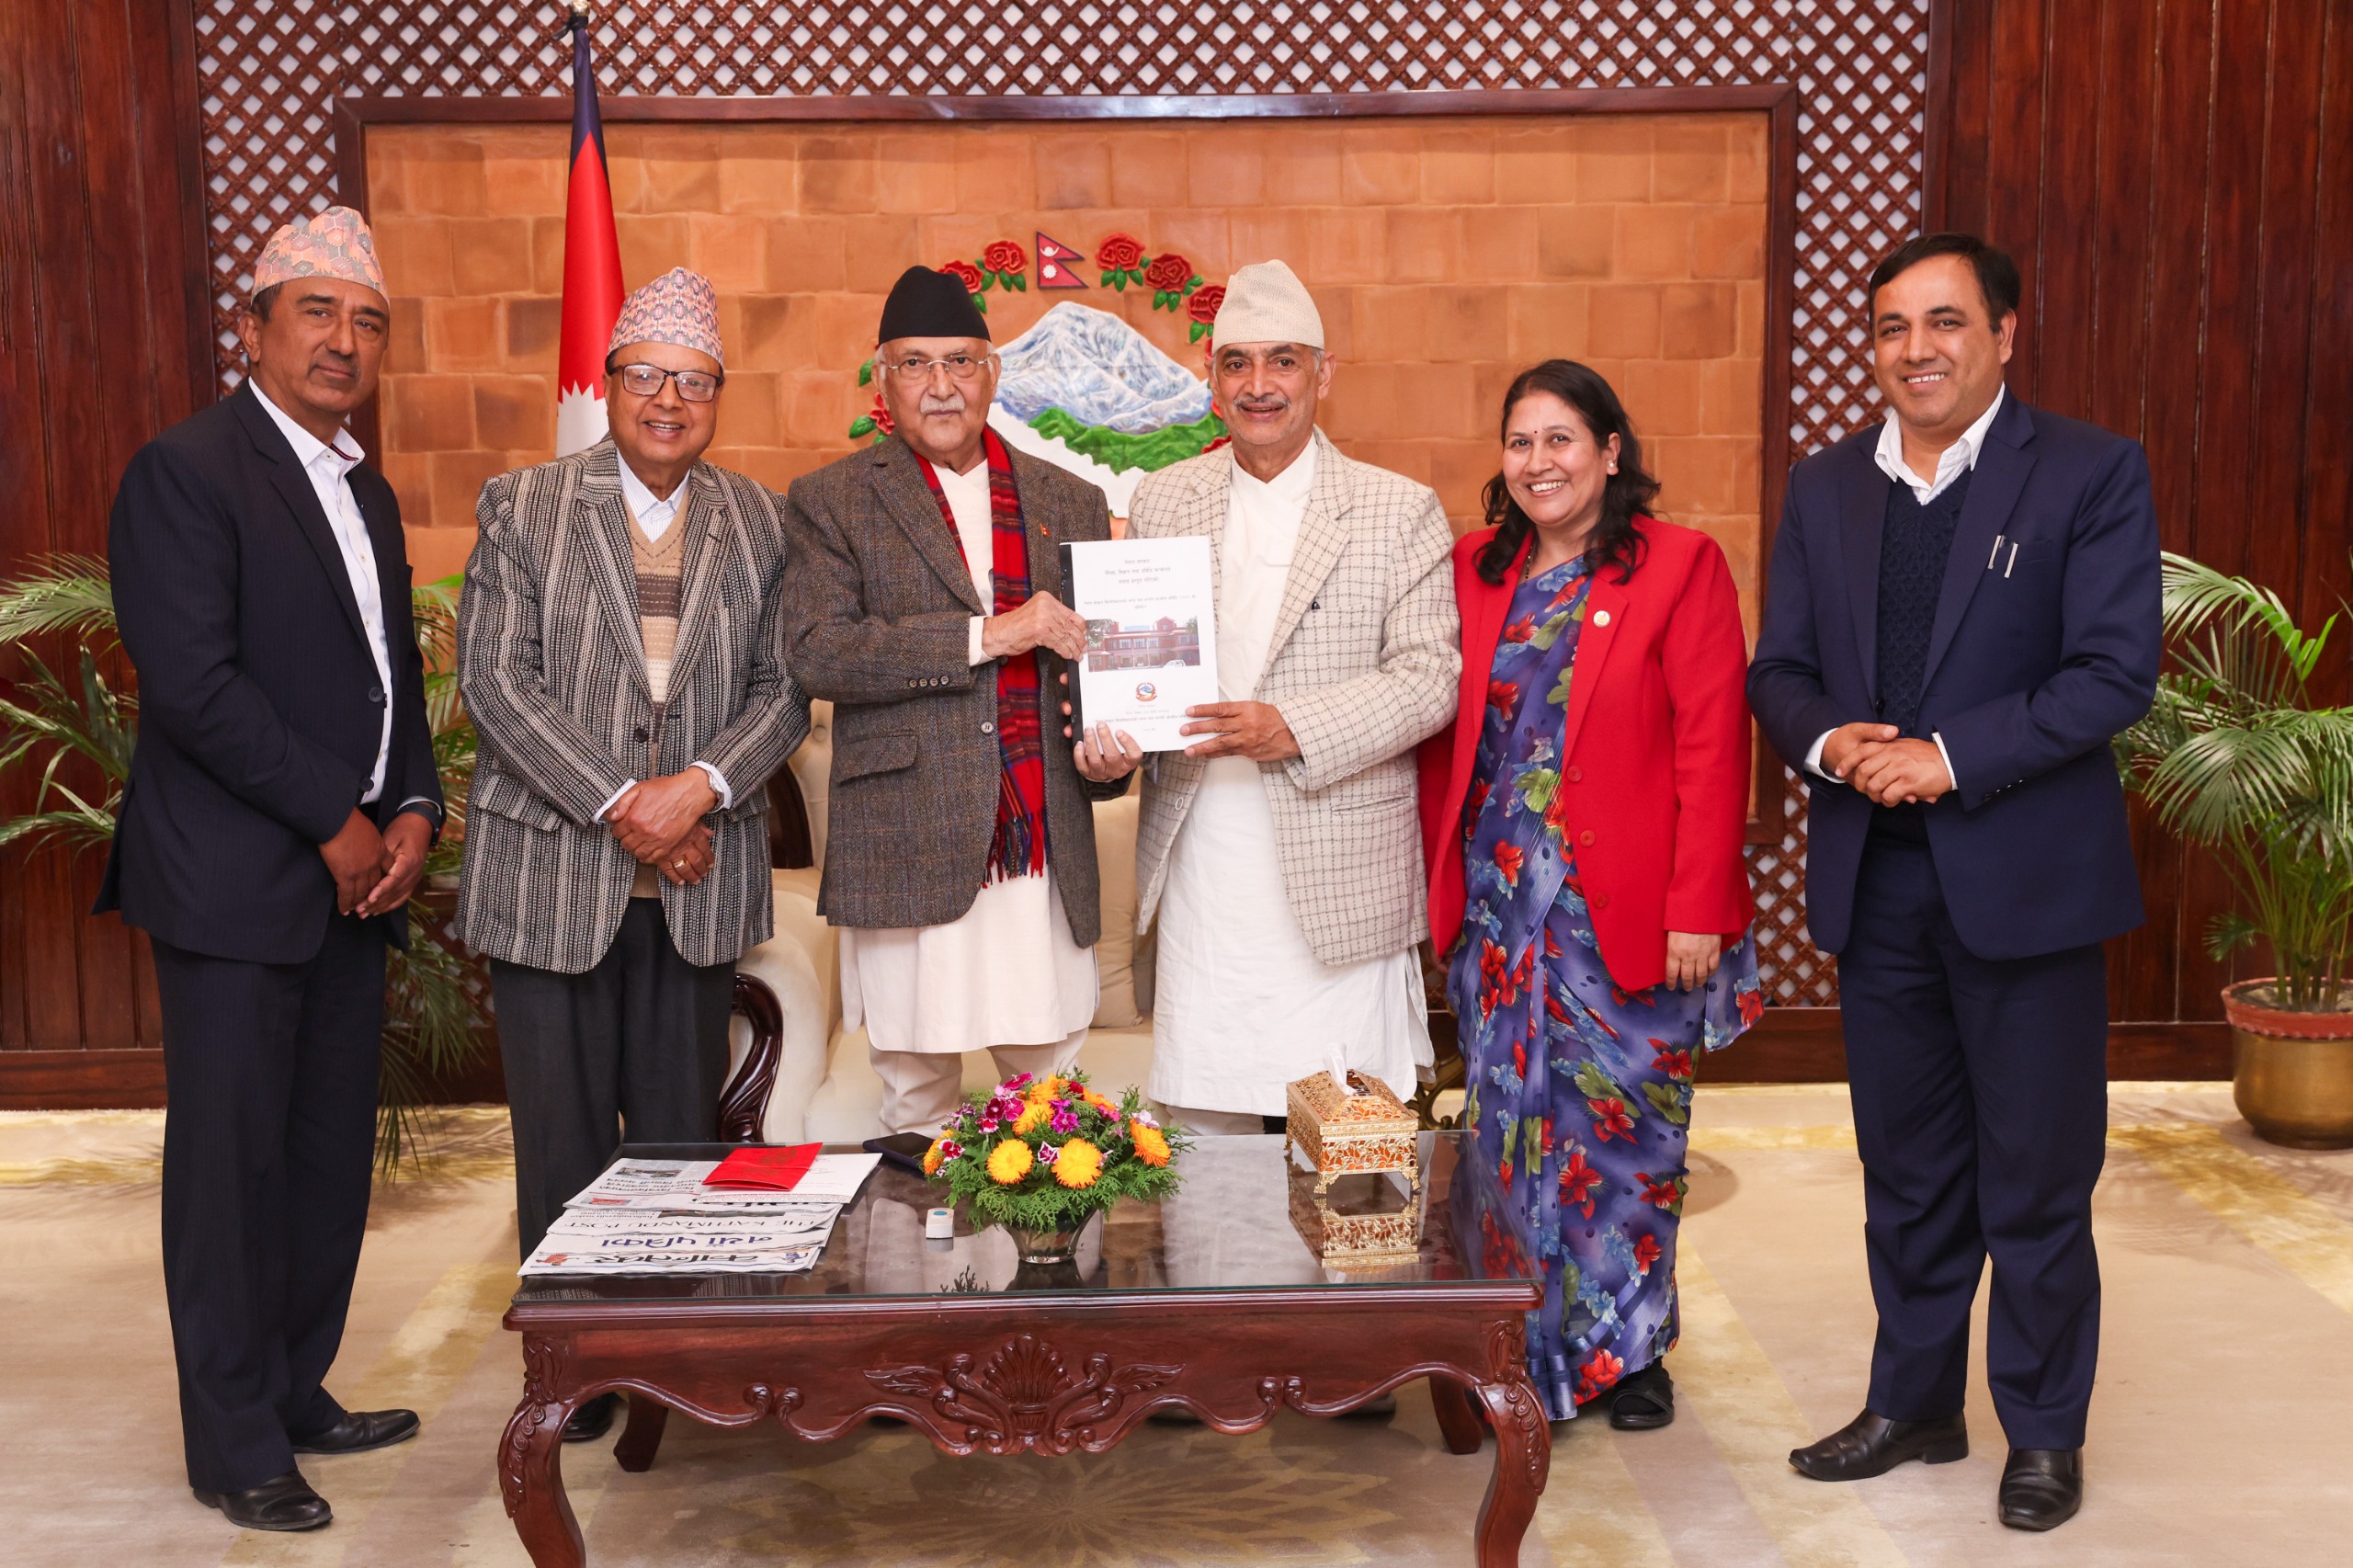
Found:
[847,392,894,444]
[1186,282,1224,342]
[980,240,1027,293]
[1144,252,1201,314]
[1095,233,1148,291]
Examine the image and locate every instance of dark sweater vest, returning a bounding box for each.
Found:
[1868,467,1973,842]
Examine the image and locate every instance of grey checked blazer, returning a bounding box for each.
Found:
[779,435,1126,942]
[456,440,808,973]
[1128,430,1461,966]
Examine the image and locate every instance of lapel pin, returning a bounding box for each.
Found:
[1594,609,1611,627]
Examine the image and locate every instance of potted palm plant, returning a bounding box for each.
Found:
[0,555,485,1169]
[2117,552,2353,1148]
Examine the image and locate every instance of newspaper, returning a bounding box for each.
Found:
[522,1212,834,1276]
[561,1154,881,1213]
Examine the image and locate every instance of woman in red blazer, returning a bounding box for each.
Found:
[1417,360,1759,1431]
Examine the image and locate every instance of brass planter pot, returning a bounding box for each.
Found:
[2221,980,2353,1151]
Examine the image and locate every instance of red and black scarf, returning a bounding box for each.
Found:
[915,427,1047,884]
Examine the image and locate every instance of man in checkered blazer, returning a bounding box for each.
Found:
[458,272,806,1442]
[1083,260,1460,1132]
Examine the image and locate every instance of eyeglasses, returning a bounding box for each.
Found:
[614,363,723,403]
[879,352,996,382]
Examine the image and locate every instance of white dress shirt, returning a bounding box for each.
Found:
[250,384,431,819]
[1802,387,2007,787]
[616,458,681,543]
[596,456,731,820]
[1149,441,1432,1116]
[935,457,998,665]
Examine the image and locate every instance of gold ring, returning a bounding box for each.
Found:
[673,859,687,870]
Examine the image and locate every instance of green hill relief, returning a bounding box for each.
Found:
[1027,407,1227,472]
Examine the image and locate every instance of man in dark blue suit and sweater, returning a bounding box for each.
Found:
[1748,234,2159,1531]
[97,208,442,1533]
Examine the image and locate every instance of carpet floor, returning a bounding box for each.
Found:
[3,1085,2347,1566]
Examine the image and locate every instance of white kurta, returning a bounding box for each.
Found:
[1147,444,1431,1115]
[840,457,1098,1056]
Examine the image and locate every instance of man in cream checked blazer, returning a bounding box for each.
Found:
[458,269,806,1443]
[1078,259,1461,1131]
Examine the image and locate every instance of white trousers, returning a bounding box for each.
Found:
[870,1026,1088,1136]
[1158,1104,1272,1136]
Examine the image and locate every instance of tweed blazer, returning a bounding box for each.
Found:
[456,440,808,973]
[779,434,1125,941]
[1127,429,1461,966]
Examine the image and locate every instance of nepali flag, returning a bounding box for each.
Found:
[554,7,624,456]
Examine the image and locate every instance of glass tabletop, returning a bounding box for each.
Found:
[511,1131,1540,1306]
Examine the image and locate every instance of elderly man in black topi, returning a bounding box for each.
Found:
[779,266,1130,1142]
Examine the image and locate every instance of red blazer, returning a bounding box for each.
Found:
[1417,517,1754,993]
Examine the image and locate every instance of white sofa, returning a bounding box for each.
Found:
[724,701,1158,1143]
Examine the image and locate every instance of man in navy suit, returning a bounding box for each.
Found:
[98,207,442,1532]
[1748,233,2159,1531]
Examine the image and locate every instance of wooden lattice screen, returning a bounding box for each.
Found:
[189,0,1938,1006]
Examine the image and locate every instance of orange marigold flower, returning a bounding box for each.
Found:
[987,1140,1034,1185]
[1013,1102,1051,1135]
[922,1137,948,1176]
[1131,1121,1171,1167]
[1053,1138,1104,1187]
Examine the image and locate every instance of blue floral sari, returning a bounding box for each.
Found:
[1445,554,1761,1420]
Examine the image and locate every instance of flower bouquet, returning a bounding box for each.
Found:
[925,1071,1187,1264]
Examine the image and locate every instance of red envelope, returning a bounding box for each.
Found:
[701,1143,822,1190]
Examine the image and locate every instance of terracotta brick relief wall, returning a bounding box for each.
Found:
[368,115,1768,623]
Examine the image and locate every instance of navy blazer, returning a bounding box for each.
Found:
[97,381,442,963]
[1746,392,2160,960]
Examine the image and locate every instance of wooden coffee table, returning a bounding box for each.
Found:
[500,1132,1550,1565]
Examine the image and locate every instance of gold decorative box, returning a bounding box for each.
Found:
[1285,1070,1420,1200]
[1286,1176,1423,1267]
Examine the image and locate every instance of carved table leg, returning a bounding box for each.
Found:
[1472,1377,1551,1568]
[500,1339,586,1568]
[613,1393,669,1473]
[1429,1375,1485,1454]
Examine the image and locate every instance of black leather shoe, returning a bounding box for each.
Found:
[564,1392,620,1443]
[1608,1361,1674,1430]
[1999,1448,2083,1531]
[1789,1409,1968,1480]
[192,1471,332,1531]
[290,1407,420,1455]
